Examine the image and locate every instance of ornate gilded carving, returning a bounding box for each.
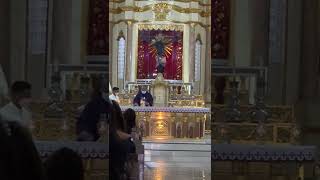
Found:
[110,4,210,17]
[110,0,211,7]
[153,3,171,21]
[110,19,210,28]
[138,24,184,31]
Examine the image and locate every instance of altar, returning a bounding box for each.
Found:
[121,106,210,139]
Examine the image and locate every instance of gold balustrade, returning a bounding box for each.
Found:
[212,104,298,144]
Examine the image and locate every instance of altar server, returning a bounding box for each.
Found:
[0,81,32,128]
[109,87,120,104]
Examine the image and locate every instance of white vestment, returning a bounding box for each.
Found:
[109,94,120,103]
[0,102,31,128]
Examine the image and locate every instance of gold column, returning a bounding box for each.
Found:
[125,21,133,83]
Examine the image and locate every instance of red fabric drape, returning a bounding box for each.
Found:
[137,30,183,80]
[212,0,230,59]
[87,0,108,55]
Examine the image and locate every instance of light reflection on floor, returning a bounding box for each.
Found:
[142,140,211,180]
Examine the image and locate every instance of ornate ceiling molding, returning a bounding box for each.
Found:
[109,0,211,7]
[110,3,211,17]
[109,19,210,28]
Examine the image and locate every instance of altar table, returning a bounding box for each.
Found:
[121,106,210,139]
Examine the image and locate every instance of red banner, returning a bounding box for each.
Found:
[87,0,108,55]
[212,0,230,59]
[137,30,183,80]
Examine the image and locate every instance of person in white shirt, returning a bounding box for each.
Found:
[109,87,120,104]
[0,81,32,128]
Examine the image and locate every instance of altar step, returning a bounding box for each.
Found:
[143,139,211,152]
[143,138,211,167]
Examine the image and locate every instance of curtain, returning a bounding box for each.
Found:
[137,30,183,80]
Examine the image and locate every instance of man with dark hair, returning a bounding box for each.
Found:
[0,81,32,128]
[109,87,120,104]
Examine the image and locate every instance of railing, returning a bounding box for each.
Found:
[212,143,318,180]
[212,66,268,104]
[212,104,298,144]
[47,64,108,101]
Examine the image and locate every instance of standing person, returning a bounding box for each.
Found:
[0,81,32,128]
[76,77,112,141]
[109,87,120,104]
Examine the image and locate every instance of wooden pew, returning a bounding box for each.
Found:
[35,141,108,180]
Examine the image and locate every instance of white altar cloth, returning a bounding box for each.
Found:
[120,106,210,113]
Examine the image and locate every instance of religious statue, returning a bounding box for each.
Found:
[150,33,172,75]
[156,56,166,74]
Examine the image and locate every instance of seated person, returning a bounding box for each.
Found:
[76,78,112,141]
[0,81,32,128]
[133,86,153,106]
[109,87,120,104]
[109,101,136,179]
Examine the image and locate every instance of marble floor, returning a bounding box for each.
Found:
[142,139,211,180]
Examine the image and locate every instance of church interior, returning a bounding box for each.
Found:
[0,0,319,179]
[212,0,320,179]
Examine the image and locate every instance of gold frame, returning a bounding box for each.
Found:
[110,0,211,7]
[110,4,210,17]
[138,24,184,31]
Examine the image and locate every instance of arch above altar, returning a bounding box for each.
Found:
[109,0,211,101]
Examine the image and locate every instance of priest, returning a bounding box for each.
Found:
[133,86,153,106]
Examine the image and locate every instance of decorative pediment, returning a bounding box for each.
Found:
[152,3,171,21]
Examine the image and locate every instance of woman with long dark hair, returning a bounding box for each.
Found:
[109,101,136,179]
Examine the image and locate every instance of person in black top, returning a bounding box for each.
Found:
[76,77,112,141]
[133,86,153,106]
[123,108,136,134]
